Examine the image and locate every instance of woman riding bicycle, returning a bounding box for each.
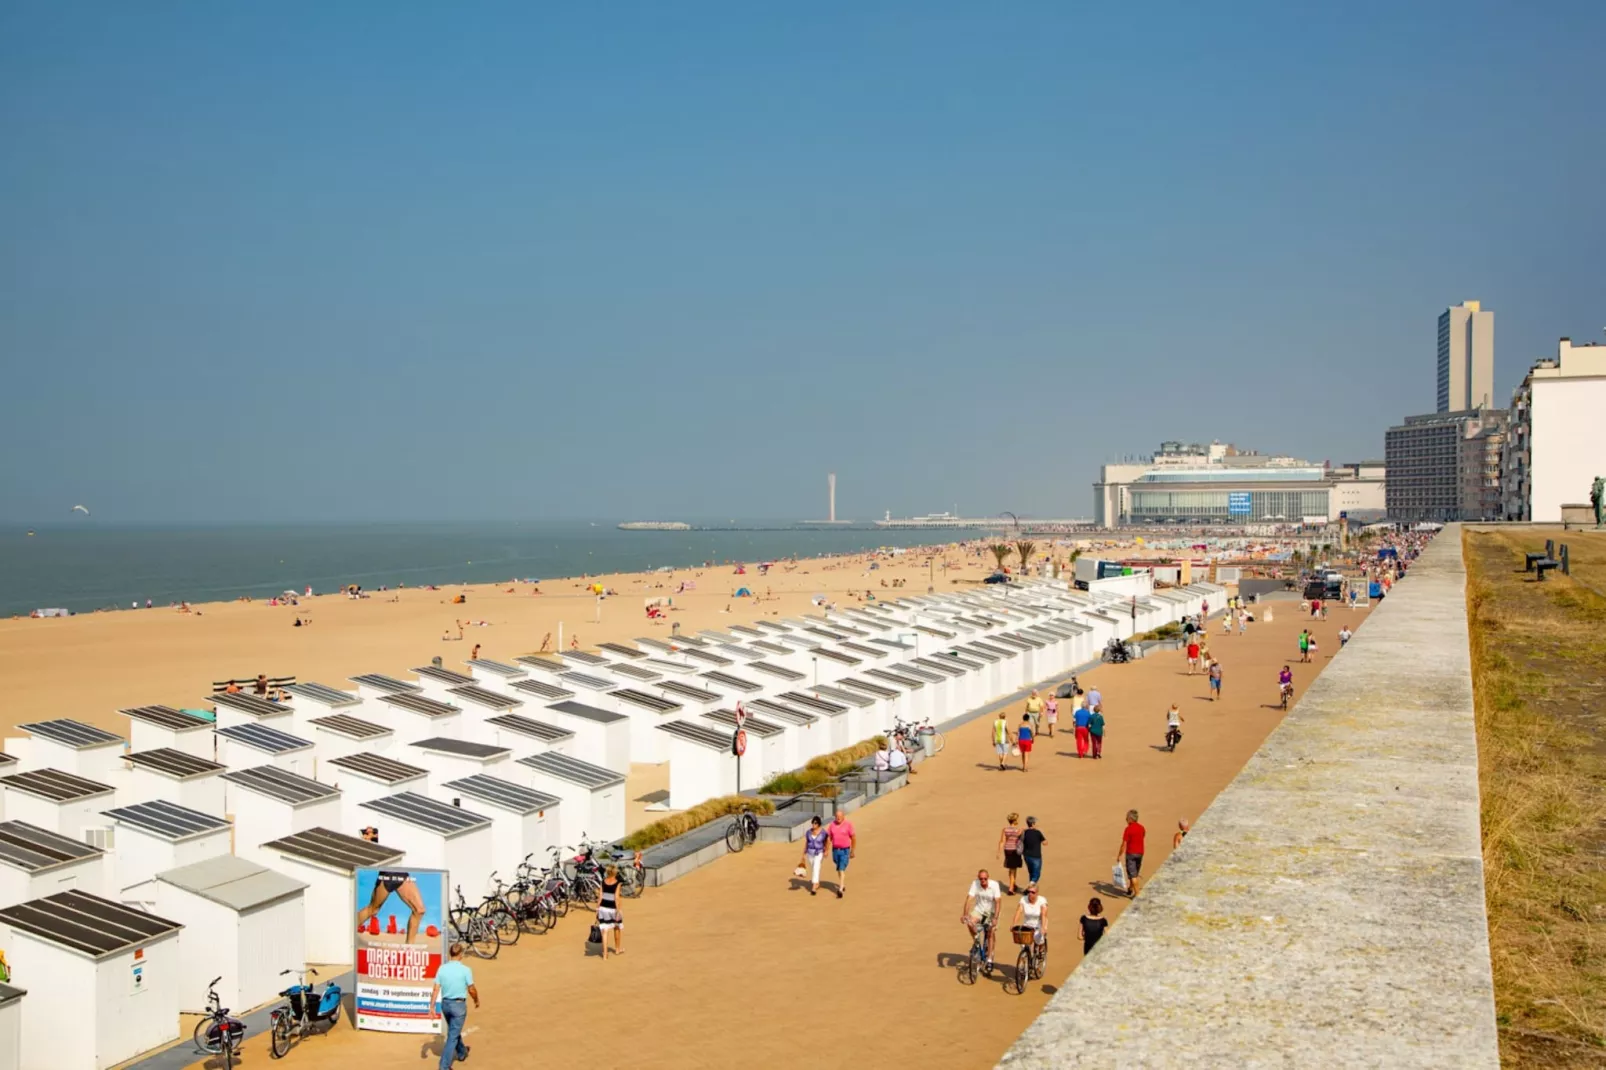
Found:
[1278,665,1294,705]
[1011,884,1049,950]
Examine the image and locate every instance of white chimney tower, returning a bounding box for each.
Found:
[828,473,837,523]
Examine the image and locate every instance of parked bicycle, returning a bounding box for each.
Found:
[584,840,647,898]
[268,967,343,1059]
[194,977,247,1068]
[476,873,522,946]
[725,806,760,853]
[449,886,502,959]
[890,714,944,757]
[1006,926,1048,995]
[957,915,995,985]
[1102,638,1134,663]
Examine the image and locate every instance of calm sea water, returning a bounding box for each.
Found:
[1,522,966,616]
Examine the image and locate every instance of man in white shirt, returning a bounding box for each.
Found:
[962,869,1003,967]
[888,742,911,775]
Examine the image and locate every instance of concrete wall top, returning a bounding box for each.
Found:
[999,526,1499,1069]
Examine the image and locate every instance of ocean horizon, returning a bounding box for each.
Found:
[1,520,974,616]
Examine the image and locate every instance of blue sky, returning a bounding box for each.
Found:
[2,1,1602,524]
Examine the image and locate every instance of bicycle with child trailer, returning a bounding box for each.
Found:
[268,967,343,1059]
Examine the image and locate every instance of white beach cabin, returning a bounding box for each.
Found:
[121,749,227,816]
[748,698,824,768]
[538,702,630,774]
[376,693,464,745]
[408,665,478,707]
[483,714,575,762]
[0,821,108,907]
[258,828,404,967]
[0,770,117,844]
[324,752,431,836]
[0,890,182,1070]
[358,792,495,900]
[102,800,233,905]
[214,722,315,777]
[219,767,342,871]
[120,706,215,761]
[606,690,683,764]
[0,984,22,1070]
[406,738,513,784]
[308,714,394,774]
[701,709,785,789]
[280,681,364,740]
[438,775,561,879]
[444,684,525,747]
[514,753,625,848]
[777,692,852,751]
[657,722,742,810]
[154,854,307,1015]
[11,720,126,787]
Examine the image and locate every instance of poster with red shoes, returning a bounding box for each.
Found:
[353,867,448,1032]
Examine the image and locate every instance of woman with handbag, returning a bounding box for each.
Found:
[595,865,624,960]
[795,815,828,896]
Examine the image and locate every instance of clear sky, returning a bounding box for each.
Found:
[2,1,1602,524]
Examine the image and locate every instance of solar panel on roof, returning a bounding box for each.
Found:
[309,714,390,740]
[412,665,475,686]
[216,722,311,754]
[485,714,574,742]
[261,827,403,872]
[124,748,223,779]
[558,672,615,691]
[447,685,523,710]
[728,625,764,636]
[0,769,114,802]
[361,791,490,835]
[18,719,124,749]
[703,709,783,737]
[558,650,608,666]
[328,752,428,784]
[657,681,721,703]
[0,821,103,873]
[210,692,289,717]
[866,668,924,688]
[911,656,965,677]
[380,693,460,718]
[221,766,339,805]
[701,671,761,693]
[894,663,943,682]
[409,737,509,760]
[804,626,848,641]
[282,682,361,707]
[608,663,662,682]
[750,641,790,656]
[657,721,732,749]
[810,685,874,707]
[546,700,628,723]
[349,673,421,694]
[715,644,764,661]
[598,642,648,659]
[813,648,862,665]
[518,751,626,789]
[104,799,231,840]
[839,642,886,658]
[442,774,558,815]
[515,656,569,675]
[680,648,734,666]
[120,706,212,731]
[750,661,805,681]
[777,691,847,715]
[840,677,899,699]
[510,679,576,701]
[640,658,696,675]
[0,890,181,959]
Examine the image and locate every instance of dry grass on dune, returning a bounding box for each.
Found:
[1464,529,1606,1067]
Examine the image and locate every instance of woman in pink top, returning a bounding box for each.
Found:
[998,813,1025,895]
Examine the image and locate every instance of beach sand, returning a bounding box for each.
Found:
[171,595,1369,1070]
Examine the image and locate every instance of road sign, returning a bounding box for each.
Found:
[732,729,748,758]
[1228,492,1252,517]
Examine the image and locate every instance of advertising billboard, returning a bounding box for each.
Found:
[1227,492,1252,517]
[354,867,448,1033]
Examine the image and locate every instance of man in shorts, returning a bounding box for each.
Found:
[1186,639,1201,674]
[992,711,1011,771]
[1207,658,1222,701]
[962,868,1003,969]
[827,809,856,898]
[1116,810,1146,898]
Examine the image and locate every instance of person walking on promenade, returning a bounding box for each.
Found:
[1116,810,1146,898]
[1021,816,1045,885]
[1086,685,1103,716]
[999,813,1025,893]
[1339,625,1352,649]
[797,815,827,895]
[1186,638,1201,674]
[992,710,1011,771]
[1298,629,1311,663]
[1017,713,1035,772]
[1043,693,1059,737]
[1073,701,1092,758]
[1080,898,1108,955]
[597,864,624,959]
[1207,657,1223,701]
[827,809,856,898]
[1024,690,1044,735]
[1173,819,1190,848]
[429,943,480,1070]
[1088,706,1106,759]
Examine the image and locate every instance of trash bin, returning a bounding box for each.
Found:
[918,726,938,758]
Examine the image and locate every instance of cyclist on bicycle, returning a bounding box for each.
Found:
[1011,883,1049,951]
[962,869,1003,969]
[1278,665,1294,705]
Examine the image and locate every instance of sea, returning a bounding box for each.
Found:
[1,522,972,617]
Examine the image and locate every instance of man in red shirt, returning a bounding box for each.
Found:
[1115,810,1146,897]
[1186,640,1201,675]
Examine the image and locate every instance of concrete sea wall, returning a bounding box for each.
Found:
[999,526,1499,1068]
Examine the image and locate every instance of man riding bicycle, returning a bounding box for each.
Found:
[962,869,1003,969]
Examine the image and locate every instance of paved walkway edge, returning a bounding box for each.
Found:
[998,526,1500,1069]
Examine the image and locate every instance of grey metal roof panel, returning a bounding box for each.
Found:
[700,671,762,693]
[597,642,648,660]
[0,769,116,802]
[409,737,510,760]
[104,799,231,841]
[18,719,124,749]
[485,714,574,743]
[679,647,734,666]
[380,693,460,718]
[348,673,421,694]
[839,677,899,700]
[715,643,765,662]
[124,748,224,780]
[156,855,307,912]
[608,690,681,714]
[747,699,818,725]
[754,620,793,633]
[517,751,626,790]
[360,791,491,835]
[970,640,1019,658]
[803,625,850,641]
[954,643,1000,662]
[466,658,526,678]
[120,706,212,732]
[210,692,290,718]
[558,671,616,691]
[216,722,313,754]
[809,684,875,708]
[869,638,915,653]
[261,827,404,872]
[749,661,806,681]
[866,667,925,689]
[657,681,722,704]
[411,665,476,686]
[0,821,104,873]
[777,691,849,715]
[893,663,944,683]
[0,890,181,959]
[447,685,523,710]
[309,714,391,740]
[656,721,732,749]
[221,766,340,805]
[915,625,957,639]
[442,775,559,815]
[632,637,682,653]
[702,710,784,737]
[557,650,609,667]
[748,640,791,656]
[327,752,428,785]
[910,656,966,678]
[281,682,361,708]
[838,641,887,659]
[639,658,697,675]
[514,656,569,676]
[546,699,629,724]
[607,663,663,682]
[698,629,742,644]
[728,625,764,637]
[510,679,576,702]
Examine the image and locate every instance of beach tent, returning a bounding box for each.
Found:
[734,587,752,597]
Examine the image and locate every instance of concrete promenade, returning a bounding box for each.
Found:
[999,527,1499,1068]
